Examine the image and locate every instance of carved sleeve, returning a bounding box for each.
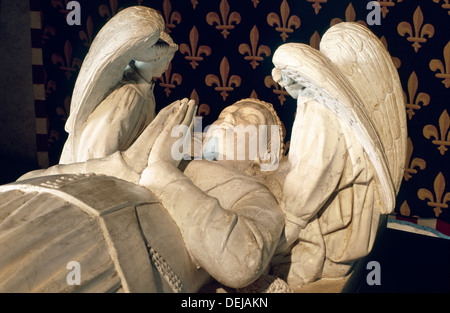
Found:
[140,161,284,289]
[17,151,140,185]
[75,84,155,162]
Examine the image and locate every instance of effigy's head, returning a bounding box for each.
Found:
[203,99,284,170]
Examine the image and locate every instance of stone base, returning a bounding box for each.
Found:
[200,274,352,293]
[291,275,351,293]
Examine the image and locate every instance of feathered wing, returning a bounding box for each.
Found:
[61,6,166,164]
[319,22,407,197]
[272,41,396,214]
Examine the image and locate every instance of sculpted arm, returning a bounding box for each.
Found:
[140,161,284,288]
[18,151,140,183]
[72,83,155,162]
[139,101,284,288]
[17,99,185,183]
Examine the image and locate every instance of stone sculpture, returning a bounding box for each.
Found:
[0,8,407,293]
[59,6,178,164]
[1,99,287,293]
[269,22,407,287]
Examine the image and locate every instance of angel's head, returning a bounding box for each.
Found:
[203,99,284,171]
[68,6,179,137]
[272,43,334,102]
[271,68,303,99]
[128,14,178,82]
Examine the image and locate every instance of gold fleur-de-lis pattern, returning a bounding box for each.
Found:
[404,137,426,181]
[155,62,182,97]
[330,3,367,27]
[79,16,93,47]
[264,75,289,105]
[51,0,71,13]
[404,71,430,120]
[50,40,82,80]
[98,0,123,20]
[238,26,271,69]
[378,0,404,18]
[418,172,450,217]
[267,0,301,42]
[162,0,181,34]
[205,57,241,101]
[38,0,450,229]
[433,0,450,15]
[423,110,450,155]
[307,0,327,15]
[397,6,435,53]
[180,26,211,70]
[429,41,450,88]
[206,0,241,39]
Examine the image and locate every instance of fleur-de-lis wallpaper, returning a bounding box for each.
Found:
[35,0,449,231]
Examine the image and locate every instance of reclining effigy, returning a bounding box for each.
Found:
[0,6,407,293]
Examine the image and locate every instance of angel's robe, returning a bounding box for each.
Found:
[272,98,383,285]
[60,68,155,164]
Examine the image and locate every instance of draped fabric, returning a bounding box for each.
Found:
[0,174,206,293]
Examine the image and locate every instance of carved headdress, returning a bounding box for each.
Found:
[272,22,407,214]
[63,6,178,163]
[232,98,285,158]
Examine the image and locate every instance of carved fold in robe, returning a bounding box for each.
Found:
[271,99,383,285]
[65,69,156,163]
[0,174,206,293]
[141,159,285,289]
[0,160,285,292]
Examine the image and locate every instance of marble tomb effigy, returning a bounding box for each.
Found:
[0,6,407,293]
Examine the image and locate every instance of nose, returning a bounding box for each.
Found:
[272,68,282,84]
[224,113,236,125]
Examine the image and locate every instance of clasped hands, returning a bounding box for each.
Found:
[137,98,197,197]
[17,98,197,196]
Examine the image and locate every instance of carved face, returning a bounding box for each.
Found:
[216,102,269,129]
[133,53,172,80]
[203,100,281,165]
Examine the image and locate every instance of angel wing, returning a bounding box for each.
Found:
[60,6,176,164]
[272,24,404,215]
[319,22,407,196]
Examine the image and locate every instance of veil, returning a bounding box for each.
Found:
[61,6,178,164]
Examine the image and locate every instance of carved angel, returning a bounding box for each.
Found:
[266,22,407,286]
[59,6,178,164]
